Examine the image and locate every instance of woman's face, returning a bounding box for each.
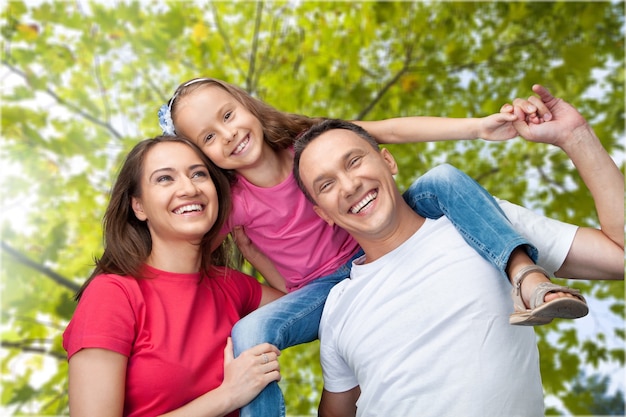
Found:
[131,141,219,246]
[173,85,265,172]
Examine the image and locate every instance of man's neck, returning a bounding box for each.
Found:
[357,204,426,264]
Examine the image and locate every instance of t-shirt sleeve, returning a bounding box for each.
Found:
[319,287,359,393]
[63,275,138,360]
[221,268,263,317]
[496,199,578,275]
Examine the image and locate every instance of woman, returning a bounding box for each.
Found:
[63,135,283,417]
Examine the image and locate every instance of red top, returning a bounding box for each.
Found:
[63,264,262,417]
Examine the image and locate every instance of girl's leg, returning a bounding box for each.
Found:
[233,254,360,417]
[402,163,537,276]
[403,164,587,325]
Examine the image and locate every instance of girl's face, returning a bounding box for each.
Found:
[131,142,219,246]
[174,85,265,172]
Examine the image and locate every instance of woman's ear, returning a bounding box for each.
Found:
[131,197,147,221]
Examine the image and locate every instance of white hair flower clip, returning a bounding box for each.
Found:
[158,104,176,136]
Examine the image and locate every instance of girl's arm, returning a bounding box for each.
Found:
[354,112,518,145]
[68,348,127,417]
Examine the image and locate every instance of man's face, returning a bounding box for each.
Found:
[298,129,401,240]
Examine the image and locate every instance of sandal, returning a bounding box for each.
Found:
[509,265,589,326]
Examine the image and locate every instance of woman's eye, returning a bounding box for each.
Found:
[156,175,173,183]
[191,170,209,179]
[319,181,332,193]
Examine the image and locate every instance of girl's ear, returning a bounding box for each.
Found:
[313,205,335,227]
[131,197,147,221]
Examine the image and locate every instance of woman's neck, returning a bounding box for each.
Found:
[238,147,293,188]
[146,240,202,274]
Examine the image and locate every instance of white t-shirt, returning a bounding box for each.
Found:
[496,199,577,275]
[319,217,545,417]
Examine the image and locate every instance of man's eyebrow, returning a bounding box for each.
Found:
[310,149,355,188]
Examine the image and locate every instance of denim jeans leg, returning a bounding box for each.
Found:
[233,252,362,417]
[402,164,538,276]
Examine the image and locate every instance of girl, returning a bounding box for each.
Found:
[159,79,592,417]
[63,136,284,417]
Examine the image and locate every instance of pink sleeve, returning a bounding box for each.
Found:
[63,275,138,360]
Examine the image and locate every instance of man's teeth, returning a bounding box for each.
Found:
[234,136,249,154]
[350,191,377,214]
[174,204,202,214]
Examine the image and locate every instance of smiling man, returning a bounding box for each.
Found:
[292,86,623,417]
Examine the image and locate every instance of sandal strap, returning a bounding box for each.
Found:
[529,282,585,309]
[511,265,550,311]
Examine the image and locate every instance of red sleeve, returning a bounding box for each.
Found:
[62,274,139,360]
[216,267,263,317]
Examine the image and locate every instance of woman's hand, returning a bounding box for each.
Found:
[220,338,281,408]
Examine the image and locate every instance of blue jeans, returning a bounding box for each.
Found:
[234,163,537,417]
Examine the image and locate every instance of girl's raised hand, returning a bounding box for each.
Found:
[478,111,519,142]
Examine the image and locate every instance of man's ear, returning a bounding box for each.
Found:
[380,148,399,175]
[131,197,147,221]
[313,205,335,227]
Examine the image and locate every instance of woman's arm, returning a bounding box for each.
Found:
[354,112,518,144]
[159,338,281,417]
[68,348,127,417]
[69,339,281,417]
[232,226,288,293]
[260,284,285,307]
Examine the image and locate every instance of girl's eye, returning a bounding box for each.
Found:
[204,133,215,144]
[224,111,232,121]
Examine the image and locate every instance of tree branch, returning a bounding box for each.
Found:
[356,44,414,120]
[245,1,264,93]
[210,2,246,81]
[1,60,123,140]
[0,241,80,292]
[1,340,66,361]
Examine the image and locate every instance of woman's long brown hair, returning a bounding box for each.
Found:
[74,136,232,300]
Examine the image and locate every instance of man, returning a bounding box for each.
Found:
[292,85,623,416]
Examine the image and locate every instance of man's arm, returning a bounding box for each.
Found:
[318,387,360,417]
[506,84,624,279]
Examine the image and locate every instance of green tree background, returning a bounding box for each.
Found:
[1,1,624,415]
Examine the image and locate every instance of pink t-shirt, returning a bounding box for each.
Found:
[63,264,262,417]
[223,171,360,292]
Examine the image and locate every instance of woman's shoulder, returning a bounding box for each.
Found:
[207,266,261,291]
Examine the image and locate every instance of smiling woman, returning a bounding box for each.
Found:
[62,136,284,417]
